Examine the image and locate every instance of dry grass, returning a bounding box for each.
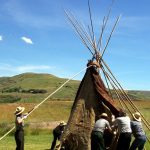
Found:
[0,100,149,124]
[0,101,73,124]
[0,100,149,149]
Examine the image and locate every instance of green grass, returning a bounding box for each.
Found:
[0,134,52,150]
[0,133,150,150]
[0,94,149,149]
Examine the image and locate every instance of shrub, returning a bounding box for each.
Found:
[0,122,14,136]
[0,95,21,103]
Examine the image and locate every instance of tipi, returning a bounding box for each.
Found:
[59,1,150,150]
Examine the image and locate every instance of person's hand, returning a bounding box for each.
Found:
[23,113,28,119]
[111,115,115,122]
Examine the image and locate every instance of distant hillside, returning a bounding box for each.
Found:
[127,90,150,101]
[0,73,149,103]
[0,73,80,103]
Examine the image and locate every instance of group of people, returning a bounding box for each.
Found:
[91,111,147,150]
[14,106,147,150]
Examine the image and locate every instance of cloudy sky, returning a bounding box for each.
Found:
[0,0,150,90]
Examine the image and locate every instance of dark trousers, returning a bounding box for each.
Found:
[129,135,146,150]
[116,132,131,150]
[91,131,105,150]
[50,131,61,150]
[15,130,24,150]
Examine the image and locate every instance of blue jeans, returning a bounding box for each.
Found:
[129,135,147,150]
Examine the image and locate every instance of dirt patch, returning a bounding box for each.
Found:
[28,121,62,129]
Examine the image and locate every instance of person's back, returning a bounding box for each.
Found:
[113,111,132,150]
[129,112,147,150]
[114,116,131,134]
[53,124,65,139]
[91,113,112,150]
[93,118,111,133]
[131,120,145,138]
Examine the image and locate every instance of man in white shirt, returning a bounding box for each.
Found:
[113,110,132,150]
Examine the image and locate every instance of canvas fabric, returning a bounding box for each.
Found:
[61,66,119,150]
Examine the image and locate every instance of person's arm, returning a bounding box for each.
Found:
[23,107,37,119]
[111,118,119,134]
[106,121,112,132]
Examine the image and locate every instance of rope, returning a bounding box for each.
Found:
[0,65,92,141]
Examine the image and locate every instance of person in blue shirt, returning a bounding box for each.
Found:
[129,112,147,150]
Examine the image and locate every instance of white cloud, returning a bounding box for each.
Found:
[0,35,3,41]
[17,65,51,72]
[21,36,33,44]
[0,64,52,76]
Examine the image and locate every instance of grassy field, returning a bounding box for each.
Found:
[0,134,52,150]
[0,133,150,149]
[0,101,72,124]
[0,100,150,149]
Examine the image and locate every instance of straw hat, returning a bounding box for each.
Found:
[133,112,141,122]
[15,106,25,115]
[100,113,108,118]
[59,121,66,126]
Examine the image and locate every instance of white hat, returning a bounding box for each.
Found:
[100,113,108,118]
[15,106,25,115]
[59,121,66,126]
[133,112,141,122]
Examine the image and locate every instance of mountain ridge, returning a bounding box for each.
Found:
[0,72,149,103]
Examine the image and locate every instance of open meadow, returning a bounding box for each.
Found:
[0,100,150,149]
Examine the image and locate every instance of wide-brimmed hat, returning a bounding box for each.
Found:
[59,121,66,126]
[14,106,25,115]
[133,112,141,122]
[100,113,108,118]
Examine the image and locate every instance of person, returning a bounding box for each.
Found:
[14,106,28,150]
[129,112,147,150]
[50,121,66,150]
[113,110,132,150]
[91,113,112,150]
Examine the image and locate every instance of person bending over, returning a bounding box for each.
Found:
[50,121,66,150]
[91,113,112,150]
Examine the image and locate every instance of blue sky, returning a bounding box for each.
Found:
[0,0,150,90]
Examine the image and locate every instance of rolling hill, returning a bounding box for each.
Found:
[0,72,149,103]
[0,73,80,103]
